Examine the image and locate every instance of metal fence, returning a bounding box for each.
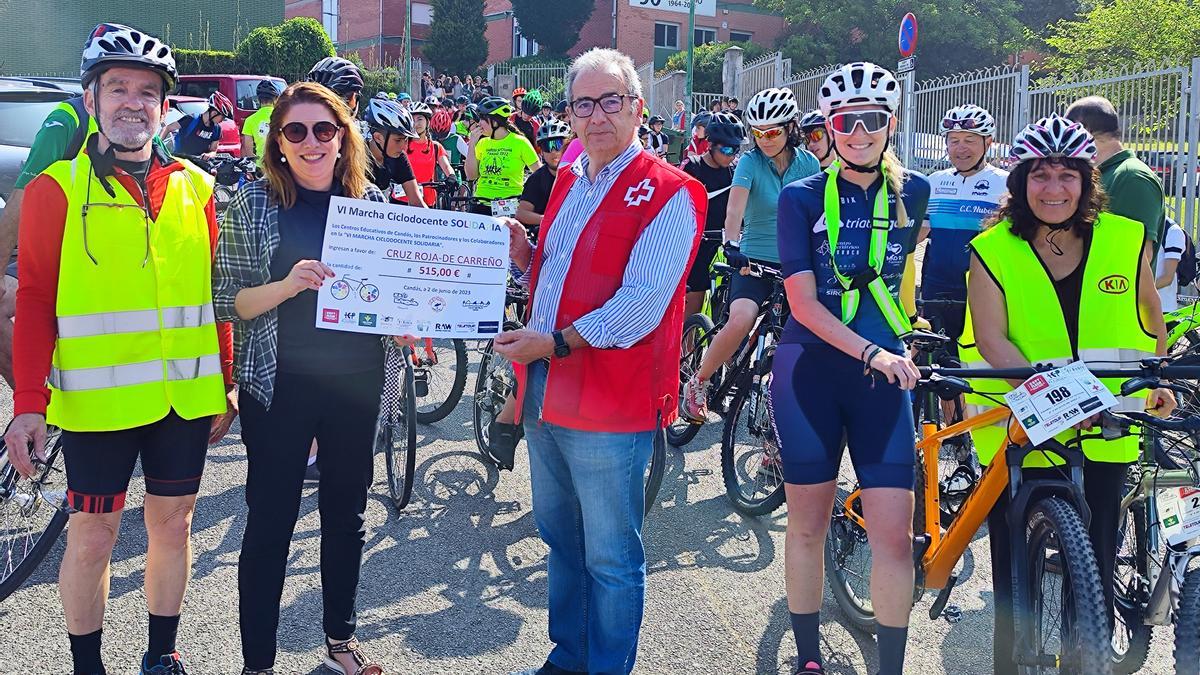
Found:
[730,50,1200,230]
[692,92,723,114]
[636,61,655,112]
[490,63,568,100]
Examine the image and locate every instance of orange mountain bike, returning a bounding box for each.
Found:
[825,342,1200,675]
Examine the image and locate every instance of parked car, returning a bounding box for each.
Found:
[909,131,1013,175]
[163,95,242,156]
[0,78,73,203]
[176,74,286,130]
[1142,149,1198,196]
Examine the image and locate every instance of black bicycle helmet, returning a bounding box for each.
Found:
[649,115,666,126]
[306,56,364,96]
[257,79,282,100]
[554,100,568,115]
[365,98,418,139]
[706,112,746,147]
[80,23,177,90]
[455,95,469,105]
[691,110,714,129]
[638,125,650,138]
[478,96,514,119]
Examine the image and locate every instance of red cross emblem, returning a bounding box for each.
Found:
[624,179,655,207]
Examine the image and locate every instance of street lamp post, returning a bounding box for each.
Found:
[684,0,696,142]
[404,0,413,94]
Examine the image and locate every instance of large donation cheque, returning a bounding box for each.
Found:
[317,197,509,338]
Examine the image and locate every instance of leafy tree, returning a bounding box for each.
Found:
[424,0,488,76]
[233,18,334,82]
[510,0,594,57]
[760,0,1026,78]
[662,41,768,93]
[1044,0,1200,75]
[1016,0,1083,39]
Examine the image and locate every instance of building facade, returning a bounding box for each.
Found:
[1,0,282,77]
[287,0,786,71]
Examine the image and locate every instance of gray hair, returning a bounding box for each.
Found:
[565,48,643,102]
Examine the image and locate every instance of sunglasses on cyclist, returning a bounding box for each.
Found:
[828,110,892,135]
[750,126,786,141]
[538,139,565,152]
[281,121,342,144]
[942,118,981,131]
[802,127,827,143]
[715,144,738,156]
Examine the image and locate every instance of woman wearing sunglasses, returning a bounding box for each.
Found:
[681,87,821,423]
[771,63,930,675]
[214,82,409,675]
[799,110,834,168]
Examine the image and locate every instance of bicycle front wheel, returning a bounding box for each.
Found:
[643,430,666,516]
[414,338,469,424]
[667,313,714,448]
[1021,496,1112,675]
[0,427,68,602]
[473,324,521,463]
[720,372,784,516]
[380,350,418,511]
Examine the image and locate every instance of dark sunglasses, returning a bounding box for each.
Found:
[281,121,341,144]
[942,118,980,131]
[828,110,892,135]
[802,127,827,142]
[715,144,738,156]
[538,139,565,152]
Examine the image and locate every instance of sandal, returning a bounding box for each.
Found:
[324,636,384,675]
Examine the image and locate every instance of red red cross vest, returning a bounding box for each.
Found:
[513,150,707,432]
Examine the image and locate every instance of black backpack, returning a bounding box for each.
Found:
[1176,225,1197,287]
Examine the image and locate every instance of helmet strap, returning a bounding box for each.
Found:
[91,81,145,156]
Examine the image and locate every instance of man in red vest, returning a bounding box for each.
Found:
[494,48,706,675]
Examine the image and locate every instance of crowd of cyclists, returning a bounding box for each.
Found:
[0,18,1196,675]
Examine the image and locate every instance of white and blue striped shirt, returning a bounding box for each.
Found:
[524,142,697,349]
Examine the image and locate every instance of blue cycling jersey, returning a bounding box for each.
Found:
[921,164,1008,292]
[776,169,931,349]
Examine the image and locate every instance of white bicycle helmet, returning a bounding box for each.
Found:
[818,62,900,116]
[745,88,799,127]
[799,109,826,129]
[536,118,572,142]
[941,104,996,137]
[365,99,418,139]
[80,23,177,90]
[408,101,433,119]
[1010,114,1097,165]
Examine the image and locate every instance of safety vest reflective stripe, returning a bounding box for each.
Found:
[49,354,222,392]
[56,304,216,339]
[823,162,913,336]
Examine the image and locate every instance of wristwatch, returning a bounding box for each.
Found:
[551,330,570,358]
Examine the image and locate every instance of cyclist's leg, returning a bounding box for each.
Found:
[771,343,847,668]
[137,411,210,663]
[1082,459,1131,628]
[58,424,143,669]
[843,359,918,675]
[694,260,774,380]
[684,237,720,318]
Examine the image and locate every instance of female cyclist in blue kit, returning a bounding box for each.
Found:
[769,62,930,675]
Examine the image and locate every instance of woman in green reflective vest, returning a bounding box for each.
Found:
[963,114,1175,674]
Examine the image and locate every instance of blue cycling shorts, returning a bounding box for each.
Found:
[769,342,916,489]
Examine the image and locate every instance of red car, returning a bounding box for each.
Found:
[164,95,241,156]
[176,74,286,130]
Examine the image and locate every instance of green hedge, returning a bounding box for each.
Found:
[174,49,245,76]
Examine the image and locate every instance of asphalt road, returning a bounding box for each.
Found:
[0,354,1181,674]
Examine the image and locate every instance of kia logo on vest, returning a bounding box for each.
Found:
[1098,274,1130,294]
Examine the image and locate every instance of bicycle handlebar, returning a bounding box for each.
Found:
[917,362,1200,381]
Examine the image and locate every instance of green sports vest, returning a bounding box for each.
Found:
[959,212,1157,465]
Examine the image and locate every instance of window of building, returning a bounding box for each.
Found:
[322,0,338,43]
[694,27,717,46]
[412,2,432,25]
[513,18,539,58]
[654,22,679,49]
[729,30,753,43]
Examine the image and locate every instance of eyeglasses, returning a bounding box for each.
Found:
[569,93,636,118]
[538,139,565,152]
[802,127,827,143]
[750,126,786,141]
[942,118,980,131]
[828,110,892,135]
[281,121,341,144]
[715,145,738,156]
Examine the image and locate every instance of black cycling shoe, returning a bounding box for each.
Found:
[141,651,187,674]
[488,421,522,470]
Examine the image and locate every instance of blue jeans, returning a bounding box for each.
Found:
[522,361,654,675]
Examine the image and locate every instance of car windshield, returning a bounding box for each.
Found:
[0,98,65,147]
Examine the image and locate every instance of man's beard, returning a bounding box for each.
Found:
[103,112,154,150]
